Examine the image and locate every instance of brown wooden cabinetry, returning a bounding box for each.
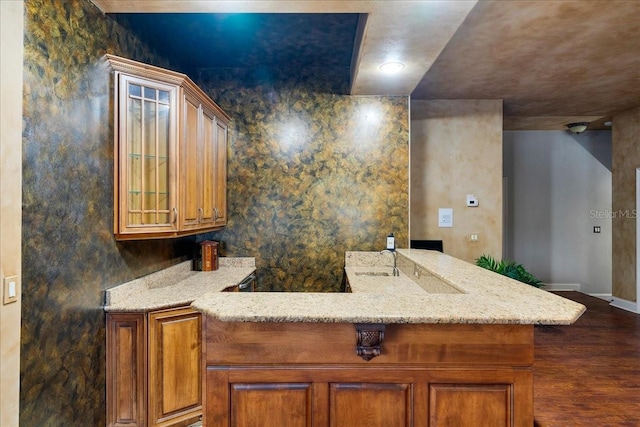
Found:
[107,307,202,427]
[213,118,228,226]
[180,91,227,231]
[107,313,146,426]
[203,319,534,427]
[107,55,230,240]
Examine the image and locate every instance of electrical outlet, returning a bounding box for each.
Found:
[593,226,601,233]
[468,233,479,242]
[3,275,19,305]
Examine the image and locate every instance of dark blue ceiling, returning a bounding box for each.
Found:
[111,13,360,75]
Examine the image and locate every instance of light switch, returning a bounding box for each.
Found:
[3,275,19,304]
[438,208,453,228]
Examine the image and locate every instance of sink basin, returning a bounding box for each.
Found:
[355,272,391,277]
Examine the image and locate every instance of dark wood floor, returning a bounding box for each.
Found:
[534,292,640,427]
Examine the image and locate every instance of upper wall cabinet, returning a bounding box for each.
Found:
[107,55,230,240]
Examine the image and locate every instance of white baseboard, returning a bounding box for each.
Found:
[610,297,640,314]
[543,283,581,292]
[588,293,613,302]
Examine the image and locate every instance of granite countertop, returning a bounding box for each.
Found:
[191,249,586,325]
[104,257,255,312]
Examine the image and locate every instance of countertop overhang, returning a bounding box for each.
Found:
[191,249,586,325]
[104,258,256,312]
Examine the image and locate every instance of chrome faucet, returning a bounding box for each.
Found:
[380,249,400,276]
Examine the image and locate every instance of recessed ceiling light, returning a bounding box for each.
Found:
[379,62,405,73]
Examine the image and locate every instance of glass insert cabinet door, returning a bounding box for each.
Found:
[117,74,178,234]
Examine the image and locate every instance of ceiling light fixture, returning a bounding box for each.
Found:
[379,62,405,73]
[566,122,589,134]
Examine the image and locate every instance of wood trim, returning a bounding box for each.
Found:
[106,54,188,88]
[204,318,534,366]
[114,224,225,241]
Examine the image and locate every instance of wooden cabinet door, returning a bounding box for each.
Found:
[115,73,178,238]
[199,106,218,227]
[230,383,313,427]
[180,95,226,230]
[148,307,202,427]
[205,369,321,427]
[427,370,533,427]
[106,313,146,427]
[213,119,228,226]
[180,91,202,230]
[330,383,413,426]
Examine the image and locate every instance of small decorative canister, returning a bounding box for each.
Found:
[200,240,219,271]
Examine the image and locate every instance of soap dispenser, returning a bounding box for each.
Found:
[386,233,395,251]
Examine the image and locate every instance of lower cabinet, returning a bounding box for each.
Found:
[206,367,531,427]
[203,319,534,427]
[107,307,202,427]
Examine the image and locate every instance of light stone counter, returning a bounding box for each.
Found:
[104,258,255,312]
[191,250,586,325]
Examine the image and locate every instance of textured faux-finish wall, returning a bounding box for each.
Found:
[21,0,190,425]
[197,68,409,292]
[612,105,640,303]
[410,99,503,263]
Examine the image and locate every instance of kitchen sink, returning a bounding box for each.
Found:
[355,272,391,277]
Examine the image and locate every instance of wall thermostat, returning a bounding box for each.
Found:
[466,194,479,207]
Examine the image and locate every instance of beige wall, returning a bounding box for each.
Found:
[410,99,503,262]
[0,1,23,425]
[612,105,640,303]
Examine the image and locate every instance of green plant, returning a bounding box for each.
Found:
[475,254,543,288]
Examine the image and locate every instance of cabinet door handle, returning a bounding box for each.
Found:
[214,207,219,220]
[198,207,203,221]
[173,207,178,224]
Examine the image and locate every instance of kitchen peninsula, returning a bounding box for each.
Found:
[192,249,585,427]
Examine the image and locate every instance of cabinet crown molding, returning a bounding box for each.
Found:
[105,54,230,122]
